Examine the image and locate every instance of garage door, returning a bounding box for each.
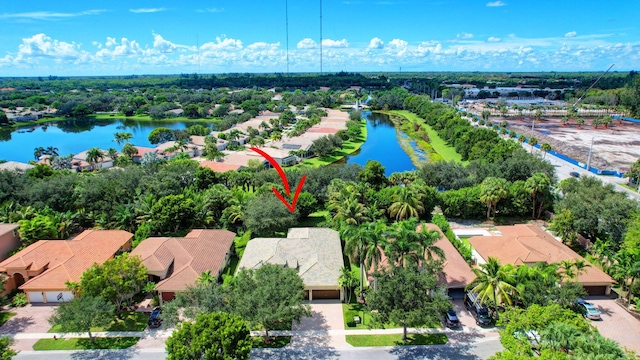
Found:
[45,291,74,303]
[583,286,606,296]
[311,290,340,299]
[28,292,44,303]
[161,292,175,302]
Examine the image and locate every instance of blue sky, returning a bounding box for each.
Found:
[0,1,638,76]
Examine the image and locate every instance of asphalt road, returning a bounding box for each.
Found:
[14,339,503,360]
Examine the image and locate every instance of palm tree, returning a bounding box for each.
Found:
[332,197,369,226]
[113,131,133,146]
[342,222,383,292]
[388,186,424,221]
[529,136,538,149]
[601,115,612,129]
[576,117,585,128]
[45,146,59,157]
[479,177,509,220]
[33,146,45,160]
[197,270,215,284]
[540,143,552,158]
[338,267,358,303]
[467,257,518,316]
[611,250,640,308]
[122,143,138,157]
[541,322,580,353]
[525,173,551,219]
[86,147,105,170]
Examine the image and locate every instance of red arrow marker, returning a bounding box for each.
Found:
[250,147,307,213]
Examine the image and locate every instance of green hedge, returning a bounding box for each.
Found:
[431,214,472,261]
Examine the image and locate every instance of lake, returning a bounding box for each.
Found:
[0,113,418,175]
[0,119,210,163]
[345,112,417,175]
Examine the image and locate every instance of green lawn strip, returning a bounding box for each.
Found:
[343,303,376,329]
[346,333,448,347]
[47,311,148,333]
[33,337,139,351]
[8,114,220,129]
[0,311,15,327]
[293,119,367,169]
[297,211,329,227]
[385,110,465,164]
[251,336,291,348]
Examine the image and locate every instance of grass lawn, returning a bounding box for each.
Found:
[0,311,15,327]
[298,210,329,227]
[346,333,448,347]
[385,110,465,164]
[251,336,291,348]
[48,311,148,333]
[33,337,139,350]
[343,303,375,329]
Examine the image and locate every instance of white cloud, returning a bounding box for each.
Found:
[97,37,148,58]
[367,37,385,50]
[197,8,224,13]
[297,38,317,49]
[129,8,166,14]
[486,1,506,7]
[565,31,577,38]
[388,39,408,49]
[457,33,474,39]
[200,37,243,51]
[152,33,177,53]
[15,33,90,62]
[487,37,501,42]
[322,39,349,48]
[105,37,117,47]
[0,9,106,20]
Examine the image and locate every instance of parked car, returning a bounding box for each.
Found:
[569,171,580,178]
[444,310,461,328]
[464,292,492,326]
[148,307,162,328]
[576,299,601,320]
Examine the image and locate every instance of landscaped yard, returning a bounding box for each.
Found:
[251,336,291,348]
[33,337,139,351]
[343,301,442,330]
[346,333,448,347]
[295,119,367,168]
[48,311,148,333]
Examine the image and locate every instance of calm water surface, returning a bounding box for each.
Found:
[0,119,210,163]
[345,112,416,175]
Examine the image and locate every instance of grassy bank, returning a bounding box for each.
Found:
[4,114,218,129]
[382,110,465,164]
[293,119,367,169]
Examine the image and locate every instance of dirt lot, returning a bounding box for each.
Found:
[497,116,640,171]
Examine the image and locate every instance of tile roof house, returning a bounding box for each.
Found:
[469,224,614,295]
[0,230,133,303]
[0,224,21,265]
[238,228,344,301]
[0,161,34,173]
[369,224,475,298]
[130,229,236,304]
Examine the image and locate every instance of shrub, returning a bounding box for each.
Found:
[11,293,27,307]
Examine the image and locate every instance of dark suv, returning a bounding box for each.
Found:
[464,292,492,326]
[444,310,461,328]
[148,307,162,328]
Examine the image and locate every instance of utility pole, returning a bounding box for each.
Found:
[586,137,594,172]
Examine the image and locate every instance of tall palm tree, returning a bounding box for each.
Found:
[45,146,59,157]
[540,143,552,158]
[479,177,509,220]
[467,257,518,316]
[611,250,640,308]
[86,147,105,171]
[332,197,369,226]
[525,173,551,219]
[33,146,45,160]
[338,267,358,304]
[388,186,424,221]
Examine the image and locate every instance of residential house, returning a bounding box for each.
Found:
[0,230,133,303]
[468,224,614,295]
[0,224,20,262]
[72,149,114,171]
[199,161,244,173]
[238,228,344,300]
[131,229,236,304]
[0,161,34,173]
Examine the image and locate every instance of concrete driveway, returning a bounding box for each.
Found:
[0,304,56,334]
[289,300,350,348]
[586,298,640,353]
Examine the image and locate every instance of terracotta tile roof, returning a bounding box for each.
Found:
[469,224,613,285]
[368,224,475,289]
[199,161,243,173]
[0,230,133,291]
[131,229,235,292]
[423,224,476,289]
